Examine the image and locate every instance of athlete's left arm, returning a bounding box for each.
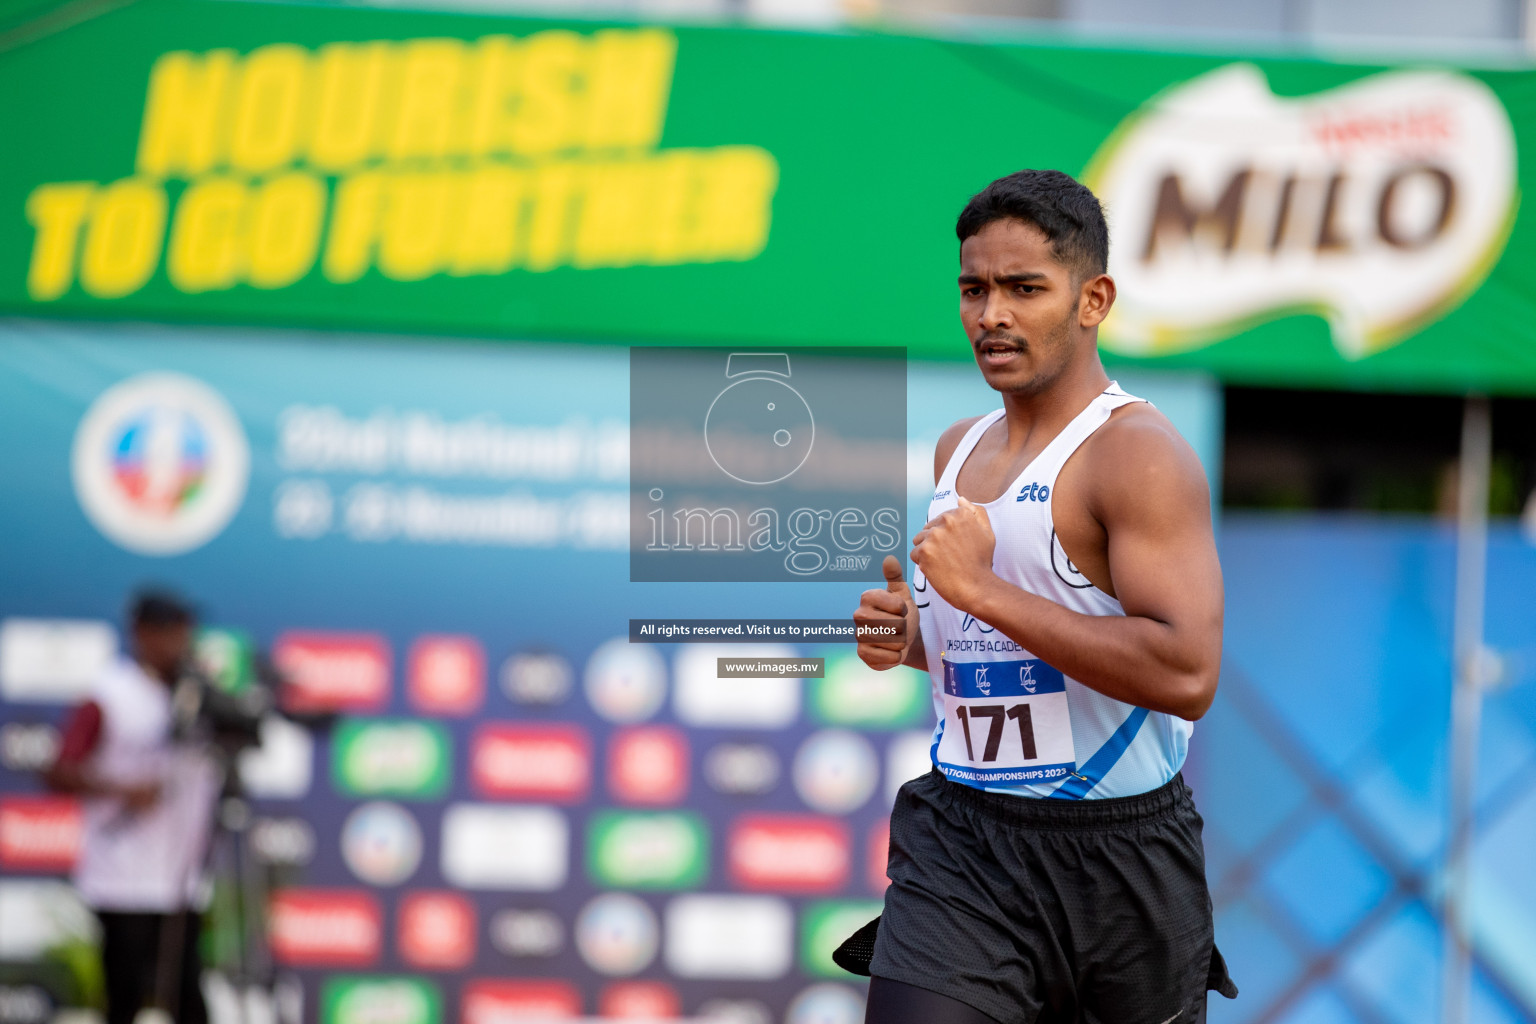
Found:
[912,413,1223,721]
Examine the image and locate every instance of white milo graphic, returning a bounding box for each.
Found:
[1086,64,1517,359]
[72,372,250,555]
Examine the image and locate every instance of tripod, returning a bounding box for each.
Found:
[196,755,281,1024]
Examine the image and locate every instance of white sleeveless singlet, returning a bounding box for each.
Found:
[915,384,1193,800]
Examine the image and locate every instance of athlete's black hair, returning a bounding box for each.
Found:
[955,169,1108,280]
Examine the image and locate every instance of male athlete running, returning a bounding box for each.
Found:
[850,169,1236,1024]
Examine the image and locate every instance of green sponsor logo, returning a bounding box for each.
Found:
[332,719,450,798]
[587,811,708,889]
[195,627,254,693]
[322,978,440,1024]
[810,653,928,728]
[800,900,885,978]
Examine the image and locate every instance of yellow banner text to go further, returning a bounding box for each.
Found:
[21,28,782,302]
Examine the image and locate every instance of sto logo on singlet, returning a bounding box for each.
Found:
[935,658,1076,785]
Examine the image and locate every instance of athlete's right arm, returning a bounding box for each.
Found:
[852,418,982,672]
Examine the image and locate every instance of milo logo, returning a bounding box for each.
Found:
[332,720,450,798]
[1086,64,1516,359]
[587,811,708,889]
[322,979,440,1024]
[810,653,927,728]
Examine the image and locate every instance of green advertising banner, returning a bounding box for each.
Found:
[321,978,441,1024]
[2,0,1533,392]
[331,718,452,798]
[586,810,710,889]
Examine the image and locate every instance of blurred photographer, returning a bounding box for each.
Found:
[44,590,223,1024]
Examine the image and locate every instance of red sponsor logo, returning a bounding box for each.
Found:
[409,635,485,716]
[600,982,680,1020]
[471,724,590,802]
[607,727,688,805]
[869,820,891,892]
[268,888,381,966]
[0,796,81,871]
[462,980,581,1024]
[728,815,850,893]
[399,891,477,970]
[274,632,390,713]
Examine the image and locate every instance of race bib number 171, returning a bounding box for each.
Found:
[936,657,1075,786]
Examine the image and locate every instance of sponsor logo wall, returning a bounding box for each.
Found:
[0,322,968,1024]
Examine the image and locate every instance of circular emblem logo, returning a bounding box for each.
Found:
[575,893,659,976]
[584,638,667,723]
[793,730,878,814]
[72,372,249,555]
[340,801,422,886]
[786,984,864,1024]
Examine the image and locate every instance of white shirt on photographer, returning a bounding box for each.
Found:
[73,656,221,912]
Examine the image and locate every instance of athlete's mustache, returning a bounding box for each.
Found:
[975,331,1029,354]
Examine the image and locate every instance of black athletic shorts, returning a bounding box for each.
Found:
[869,768,1237,1024]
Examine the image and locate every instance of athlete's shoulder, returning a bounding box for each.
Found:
[1095,399,1189,452]
[933,414,991,485]
[1083,401,1211,513]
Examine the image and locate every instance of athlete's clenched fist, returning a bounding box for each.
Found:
[910,495,997,612]
[854,555,920,670]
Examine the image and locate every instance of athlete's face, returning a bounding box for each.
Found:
[958,219,1113,395]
